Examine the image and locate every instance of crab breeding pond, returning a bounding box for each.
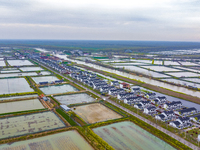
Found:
[19,67,44,72]
[0,94,38,101]
[7,60,34,66]
[72,103,122,124]
[0,78,34,95]
[54,93,96,105]
[0,61,6,67]
[0,130,94,150]
[93,121,176,150]
[39,84,79,95]
[0,111,66,140]
[32,76,59,84]
[0,99,45,115]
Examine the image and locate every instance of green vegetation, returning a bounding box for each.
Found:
[56,108,77,126]
[0,108,48,117]
[0,91,37,98]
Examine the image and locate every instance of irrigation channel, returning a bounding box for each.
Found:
[34,59,199,150]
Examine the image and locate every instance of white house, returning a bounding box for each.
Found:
[144,106,157,114]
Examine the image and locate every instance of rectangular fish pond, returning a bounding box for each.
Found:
[7,60,34,66]
[0,78,34,95]
[93,121,176,150]
[0,99,45,115]
[39,84,79,95]
[32,76,59,84]
[0,111,66,140]
[19,67,44,72]
[54,93,96,105]
[0,94,38,101]
[0,130,94,150]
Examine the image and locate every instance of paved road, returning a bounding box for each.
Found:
[37,60,200,150]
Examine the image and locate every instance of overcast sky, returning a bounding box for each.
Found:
[0,0,200,41]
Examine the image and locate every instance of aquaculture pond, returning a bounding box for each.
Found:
[0,99,45,114]
[111,62,145,66]
[166,72,200,77]
[184,78,200,84]
[72,103,122,124]
[0,111,66,140]
[0,61,5,67]
[32,76,59,84]
[40,71,51,75]
[39,84,79,95]
[0,94,38,101]
[7,60,34,66]
[0,72,38,78]
[54,93,96,105]
[0,130,94,150]
[0,69,20,73]
[161,78,200,88]
[141,65,181,72]
[19,67,44,72]
[93,121,176,150]
[0,78,34,95]
[116,66,170,78]
[174,66,200,73]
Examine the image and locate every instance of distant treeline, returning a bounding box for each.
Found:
[1,40,200,53]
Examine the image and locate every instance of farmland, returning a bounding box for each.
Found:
[72,103,122,124]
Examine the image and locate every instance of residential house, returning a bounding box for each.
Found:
[120,82,130,89]
[111,81,120,87]
[132,88,140,94]
[144,106,157,114]
[190,114,200,123]
[134,104,143,110]
[145,93,156,100]
[163,101,182,110]
[175,107,197,116]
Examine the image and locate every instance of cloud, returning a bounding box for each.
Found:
[0,0,199,41]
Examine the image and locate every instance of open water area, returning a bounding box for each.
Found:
[54,93,96,105]
[0,94,38,101]
[32,76,59,84]
[7,60,34,66]
[19,67,44,72]
[0,78,34,94]
[0,111,66,140]
[0,130,94,150]
[39,84,79,95]
[93,121,175,150]
[0,99,44,114]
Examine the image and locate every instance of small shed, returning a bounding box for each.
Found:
[60,105,71,111]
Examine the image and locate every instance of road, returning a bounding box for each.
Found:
[36,60,199,150]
